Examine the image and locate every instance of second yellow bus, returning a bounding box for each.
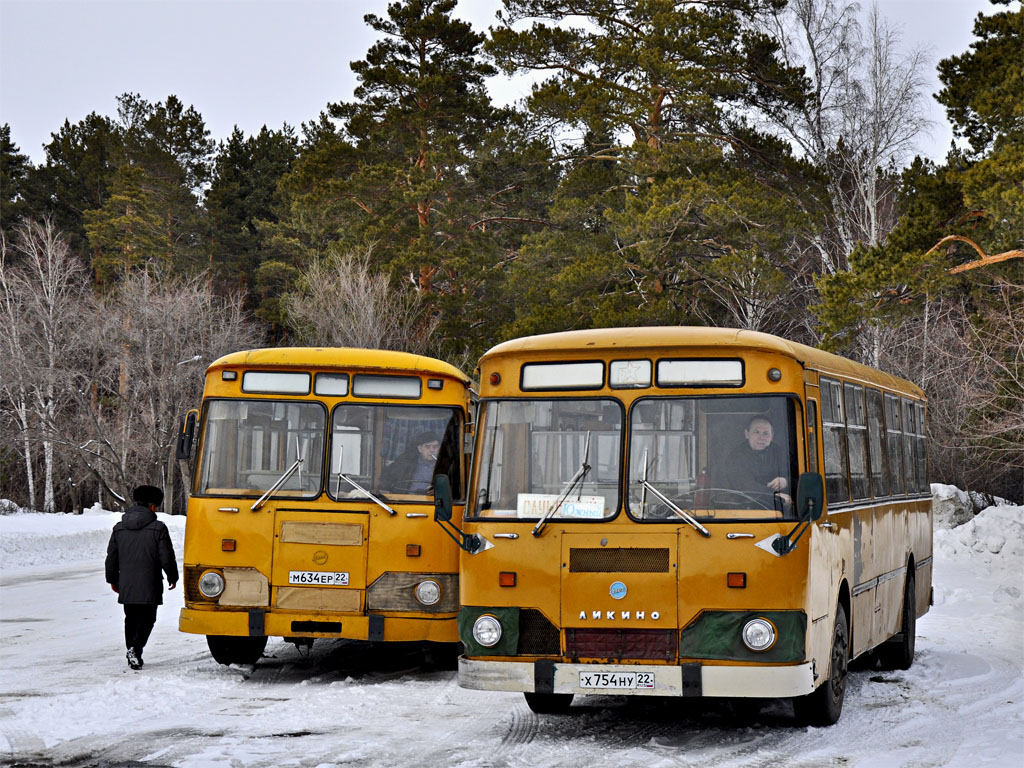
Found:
[177,347,472,665]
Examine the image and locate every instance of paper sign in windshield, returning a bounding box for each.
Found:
[517,493,605,519]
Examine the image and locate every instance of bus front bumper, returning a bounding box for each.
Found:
[179,607,459,643]
[458,657,816,698]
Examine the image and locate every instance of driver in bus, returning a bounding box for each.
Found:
[716,416,792,508]
[381,432,441,493]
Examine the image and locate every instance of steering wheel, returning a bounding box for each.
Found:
[386,481,431,494]
[701,487,778,510]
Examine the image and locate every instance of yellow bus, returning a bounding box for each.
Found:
[433,327,931,724]
[176,347,472,665]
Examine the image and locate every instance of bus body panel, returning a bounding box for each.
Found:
[458,658,817,698]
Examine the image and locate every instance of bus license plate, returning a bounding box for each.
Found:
[579,671,655,690]
[288,571,349,586]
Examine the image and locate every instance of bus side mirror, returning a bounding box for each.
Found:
[433,474,453,523]
[796,472,825,521]
[176,410,197,461]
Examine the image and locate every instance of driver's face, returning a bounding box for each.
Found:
[418,440,440,461]
[745,420,773,451]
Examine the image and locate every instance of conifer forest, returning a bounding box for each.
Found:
[1,0,1021,512]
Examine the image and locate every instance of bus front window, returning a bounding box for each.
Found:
[328,405,462,502]
[197,400,326,497]
[629,396,799,520]
[470,399,622,520]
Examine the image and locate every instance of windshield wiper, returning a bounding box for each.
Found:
[251,436,304,512]
[335,445,396,516]
[533,431,591,538]
[637,449,710,537]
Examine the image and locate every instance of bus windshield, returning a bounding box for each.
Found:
[329,405,463,501]
[197,400,326,497]
[628,395,799,520]
[471,399,622,520]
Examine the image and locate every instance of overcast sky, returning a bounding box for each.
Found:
[0,0,1005,166]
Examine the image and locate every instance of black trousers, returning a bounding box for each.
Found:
[123,604,158,654]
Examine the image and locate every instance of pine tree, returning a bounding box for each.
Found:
[83,165,174,282]
[274,0,552,357]
[1,125,33,234]
[489,0,811,335]
[205,125,299,301]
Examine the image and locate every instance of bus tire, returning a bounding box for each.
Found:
[793,604,848,727]
[206,635,268,666]
[523,692,574,714]
[879,572,916,671]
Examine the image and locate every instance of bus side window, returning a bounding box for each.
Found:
[902,399,918,493]
[885,393,904,495]
[866,388,889,498]
[915,402,928,492]
[806,399,819,474]
[844,383,869,500]
[820,378,849,504]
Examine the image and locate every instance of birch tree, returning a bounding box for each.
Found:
[284,245,439,354]
[71,270,260,511]
[0,219,91,512]
[763,0,931,274]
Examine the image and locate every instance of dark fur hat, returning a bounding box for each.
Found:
[132,485,164,507]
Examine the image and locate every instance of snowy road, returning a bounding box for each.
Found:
[1,501,1022,767]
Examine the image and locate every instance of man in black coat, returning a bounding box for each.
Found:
[105,485,178,669]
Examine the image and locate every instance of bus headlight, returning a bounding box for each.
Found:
[414,579,442,606]
[472,615,503,647]
[741,618,777,651]
[198,570,225,599]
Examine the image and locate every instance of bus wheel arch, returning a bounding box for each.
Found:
[878,558,916,671]
[793,601,848,726]
[206,634,268,666]
[836,579,851,667]
[524,692,574,714]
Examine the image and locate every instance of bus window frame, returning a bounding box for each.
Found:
[325,401,467,505]
[819,376,850,506]
[240,370,312,396]
[518,360,606,392]
[625,392,802,524]
[844,382,871,501]
[466,395,626,523]
[806,398,819,475]
[655,357,745,388]
[884,391,905,496]
[192,396,328,499]
[609,358,654,389]
[866,387,889,498]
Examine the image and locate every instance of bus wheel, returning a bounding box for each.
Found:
[206,635,268,666]
[523,692,574,714]
[879,572,916,671]
[423,641,461,671]
[793,604,848,726]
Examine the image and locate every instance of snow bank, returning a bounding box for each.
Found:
[0,504,185,571]
[931,483,976,529]
[933,502,1024,564]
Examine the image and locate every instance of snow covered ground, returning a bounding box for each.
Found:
[1,488,1021,768]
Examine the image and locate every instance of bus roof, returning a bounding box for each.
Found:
[481,327,924,398]
[207,347,471,385]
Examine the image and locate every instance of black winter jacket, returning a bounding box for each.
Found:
[105,504,179,605]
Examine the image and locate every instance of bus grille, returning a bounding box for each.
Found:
[566,628,676,661]
[518,609,561,655]
[568,548,670,573]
